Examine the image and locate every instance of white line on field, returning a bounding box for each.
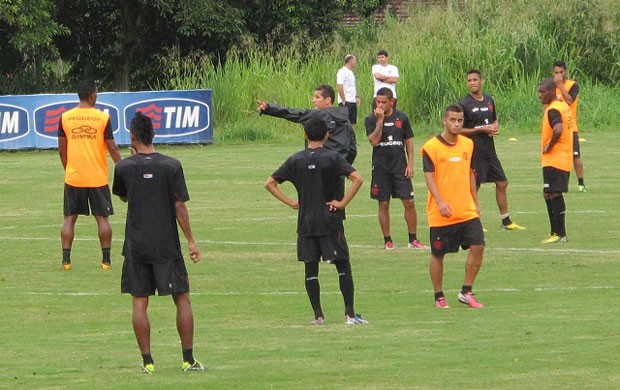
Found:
[0,209,610,228]
[2,236,620,254]
[19,285,616,297]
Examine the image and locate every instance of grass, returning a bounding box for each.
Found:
[0,129,619,389]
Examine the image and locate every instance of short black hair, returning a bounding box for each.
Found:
[130,111,155,146]
[467,69,482,78]
[443,103,464,117]
[376,87,393,100]
[377,49,389,57]
[315,85,335,105]
[304,115,328,141]
[553,60,567,70]
[76,80,97,101]
[539,77,556,91]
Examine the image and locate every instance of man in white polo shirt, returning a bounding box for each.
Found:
[336,54,360,126]
[372,49,399,110]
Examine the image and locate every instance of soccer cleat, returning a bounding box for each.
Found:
[540,234,559,244]
[182,360,206,371]
[62,262,72,271]
[101,262,112,270]
[501,222,526,231]
[435,296,450,308]
[408,239,428,249]
[384,241,395,251]
[311,317,325,325]
[345,314,368,325]
[578,185,587,192]
[142,363,155,374]
[458,292,484,308]
[540,234,567,244]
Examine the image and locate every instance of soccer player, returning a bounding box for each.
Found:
[257,84,357,164]
[421,104,485,309]
[112,112,205,373]
[336,54,360,126]
[365,87,427,250]
[538,78,574,244]
[264,115,367,325]
[459,69,525,231]
[554,60,586,192]
[372,50,399,110]
[57,79,122,271]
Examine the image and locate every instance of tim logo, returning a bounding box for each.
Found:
[0,104,29,142]
[33,102,120,139]
[124,98,210,138]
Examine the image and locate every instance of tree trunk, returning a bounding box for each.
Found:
[114,0,144,91]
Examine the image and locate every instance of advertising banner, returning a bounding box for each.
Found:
[0,89,213,150]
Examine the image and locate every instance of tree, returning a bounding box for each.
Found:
[0,0,68,93]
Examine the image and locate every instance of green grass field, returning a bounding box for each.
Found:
[1,129,618,389]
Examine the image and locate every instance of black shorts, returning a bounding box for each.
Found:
[573,132,581,158]
[297,232,350,263]
[472,156,507,184]
[63,184,114,217]
[343,102,358,125]
[430,218,485,256]
[370,171,414,201]
[121,258,190,297]
[543,166,570,193]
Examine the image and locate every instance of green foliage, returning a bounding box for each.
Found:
[161,0,619,142]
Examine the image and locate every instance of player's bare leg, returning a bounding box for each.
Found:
[173,293,194,350]
[378,200,391,237]
[60,215,78,269]
[61,215,78,249]
[495,180,509,215]
[132,296,151,355]
[463,245,484,286]
[402,198,418,234]
[429,254,445,293]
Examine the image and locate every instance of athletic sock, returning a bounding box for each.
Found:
[384,235,392,243]
[335,260,355,317]
[62,248,71,263]
[434,291,445,300]
[578,178,585,186]
[551,196,567,237]
[142,352,154,366]
[545,198,554,235]
[501,214,513,226]
[102,248,111,264]
[182,348,195,364]
[408,233,417,242]
[304,262,323,319]
[461,285,472,294]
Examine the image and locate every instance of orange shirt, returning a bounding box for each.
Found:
[541,100,574,172]
[556,79,579,132]
[59,107,112,187]
[421,135,478,227]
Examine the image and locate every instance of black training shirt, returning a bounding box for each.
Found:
[271,147,355,236]
[460,93,498,159]
[113,153,189,263]
[365,109,414,173]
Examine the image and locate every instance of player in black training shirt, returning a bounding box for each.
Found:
[365,87,427,250]
[265,115,367,326]
[459,69,525,231]
[112,112,205,373]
